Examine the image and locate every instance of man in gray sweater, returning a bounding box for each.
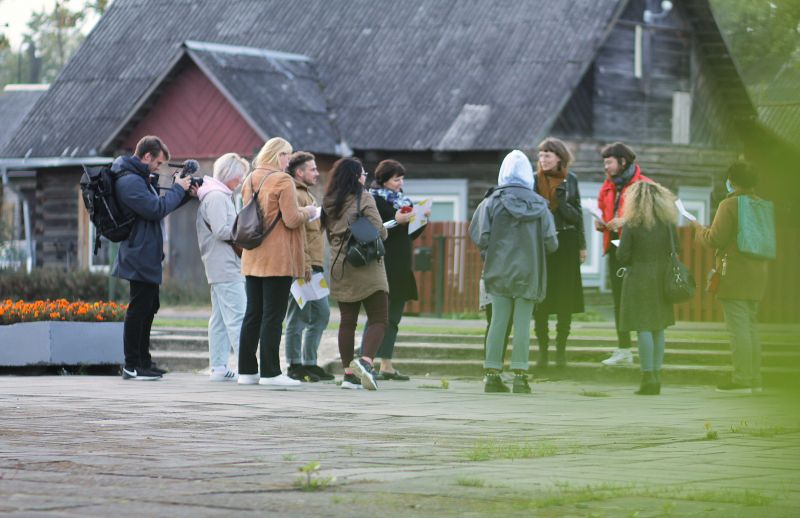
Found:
[196,153,249,381]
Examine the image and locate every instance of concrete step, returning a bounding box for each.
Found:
[391,343,800,368]
[324,359,796,386]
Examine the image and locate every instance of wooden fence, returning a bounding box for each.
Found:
[405,223,799,324]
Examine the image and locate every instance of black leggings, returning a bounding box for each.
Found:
[239,276,292,377]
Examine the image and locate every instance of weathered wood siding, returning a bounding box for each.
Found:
[36,168,82,270]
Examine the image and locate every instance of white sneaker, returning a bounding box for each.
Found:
[210,366,238,382]
[259,373,302,387]
[237,373,260,385]
[601,348,634,366]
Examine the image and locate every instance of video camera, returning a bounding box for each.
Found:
[169,159,204,188]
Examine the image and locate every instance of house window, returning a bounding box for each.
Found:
[578,182,604,289]
[401,179,468,221]
[677,186,711,226]
[88,223,113,272]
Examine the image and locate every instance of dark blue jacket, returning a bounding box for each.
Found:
[110,155,188,284]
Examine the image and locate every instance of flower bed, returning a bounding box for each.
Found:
[0,300,126,367]
[0,299,127,326]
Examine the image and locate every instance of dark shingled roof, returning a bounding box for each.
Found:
[0,85,48,154]
[757,62,800,147]
[3,0,625,157]
[184,41,340,155]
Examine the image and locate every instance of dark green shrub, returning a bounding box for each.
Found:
[0,268,128,302]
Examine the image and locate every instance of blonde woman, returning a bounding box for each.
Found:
[238,137,317,387]
[616,181,678,395]
[196,153,249,381]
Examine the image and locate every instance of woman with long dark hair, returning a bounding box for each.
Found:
[322,157,389,390]
[532,138,586,368]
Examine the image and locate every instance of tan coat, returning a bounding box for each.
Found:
[323,191,388,302]
[240,169,309,278]
[695,192,769,301]
[294,177,324,271]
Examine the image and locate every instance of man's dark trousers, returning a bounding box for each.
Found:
[124,280,160,369]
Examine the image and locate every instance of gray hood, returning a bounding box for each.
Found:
[496,186,550,222]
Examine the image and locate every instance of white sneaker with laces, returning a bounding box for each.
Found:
[210,366,238,382]
[259,373,302,387]
[601,348,634,366]
[237,373,260,385]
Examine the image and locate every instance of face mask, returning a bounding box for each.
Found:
[725,179,735,193]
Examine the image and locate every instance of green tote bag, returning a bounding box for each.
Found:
[737,195,776,260]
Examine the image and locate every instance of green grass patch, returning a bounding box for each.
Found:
[579,389,610,397]
[464,440,557,461]
[454,477,485,487]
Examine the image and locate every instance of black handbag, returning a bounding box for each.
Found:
[231,172,281,250]
[664,226,695,303]
[345,193,385,267]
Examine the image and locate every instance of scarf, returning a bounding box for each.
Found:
[197,176,233,202]
[612,163,638,215]
[369,187,412,210]
[536,168,567,211]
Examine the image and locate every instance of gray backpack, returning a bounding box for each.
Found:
[232,173,281,250]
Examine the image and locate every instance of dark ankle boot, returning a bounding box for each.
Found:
[512,370,532,394]
[653,370,661,395]
[484,370,510,393]
[635,371,657,395]
[555,341,567,368]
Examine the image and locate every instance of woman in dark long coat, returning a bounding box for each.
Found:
[616,181,678,395]
[361,159,429,380]
[532,138,586,368]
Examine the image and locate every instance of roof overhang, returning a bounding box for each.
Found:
[0,156,113,170]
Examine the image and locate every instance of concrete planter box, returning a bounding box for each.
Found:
[0,321,124,366]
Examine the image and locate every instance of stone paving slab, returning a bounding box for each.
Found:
[1,374,798,517]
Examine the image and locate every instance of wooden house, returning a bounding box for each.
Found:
[0,0,755,290]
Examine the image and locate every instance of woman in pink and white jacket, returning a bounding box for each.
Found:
[195,153,250,382]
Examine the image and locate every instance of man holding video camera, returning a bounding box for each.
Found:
[112,135,195,381]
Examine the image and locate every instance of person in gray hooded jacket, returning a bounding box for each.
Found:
[470,150,558,393]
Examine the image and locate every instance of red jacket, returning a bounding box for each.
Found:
[597,164,651,254]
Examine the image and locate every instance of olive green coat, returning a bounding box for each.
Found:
[323,191,389,303]
[695,192,769,301]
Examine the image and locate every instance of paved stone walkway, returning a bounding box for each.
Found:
[1,374,798,517]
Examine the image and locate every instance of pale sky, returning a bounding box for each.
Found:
[1,0,101,49]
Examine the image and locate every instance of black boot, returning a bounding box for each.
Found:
[653,370,661,395]
[635,371,657,395]
[484,370,510,393]
[555,337,567,368]
[512,370,532,394]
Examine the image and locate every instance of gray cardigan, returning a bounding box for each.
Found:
[470,185,558,302]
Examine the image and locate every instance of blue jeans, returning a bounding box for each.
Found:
[485,295,534,371]
[208,281,245,369]
[637,330,665,372]
[285,294,330,366]
[719,299,762,388]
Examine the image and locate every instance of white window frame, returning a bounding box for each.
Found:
[579,181,604,288]
[87,223,112,273]
[401,179,468,221]
[677,186,711,226]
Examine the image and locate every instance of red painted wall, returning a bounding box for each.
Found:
[122,63,263,159]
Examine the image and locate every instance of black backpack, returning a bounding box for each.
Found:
[80,164,136,255]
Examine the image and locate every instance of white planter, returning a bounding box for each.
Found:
[0,321,124,366]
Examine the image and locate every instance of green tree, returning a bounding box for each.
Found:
[711,0,800,95]
[0,0,110,88]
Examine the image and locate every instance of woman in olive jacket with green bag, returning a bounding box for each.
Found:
[693,162,769,394]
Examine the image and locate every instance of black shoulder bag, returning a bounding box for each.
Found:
[664,226,695,304]
[331,193,385,279]
[231,172,282,250]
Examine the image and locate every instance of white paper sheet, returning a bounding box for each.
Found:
[307,205,322,223]
[290,272,330,309]
[586,206,604,221]
[611,239,621,248]
[407,199,432,235]
[383,219,398,229]
[675,199,697,222]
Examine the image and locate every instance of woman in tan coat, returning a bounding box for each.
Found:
[322,157,388,390]
[238,137,317,387]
